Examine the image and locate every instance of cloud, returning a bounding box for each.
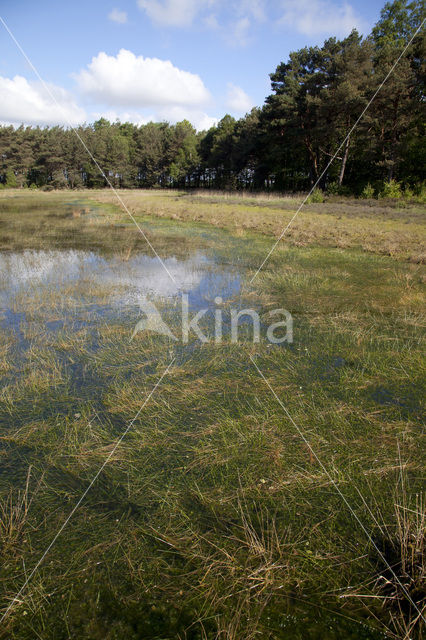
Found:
[137,0,210,27]
[157,105,218,130]
[226,83,253,113]
[108,8,128,24]
[224,2,266,47]
[193,113,218,131]
[0,250,208,306]
[0,69,216,132]
[0,75,86,127]
[231,16,251,46]
[138,1,266,36]
[203,13,219,30]
[239,0,266,22]
[90,106,217,132]
[75,49,211,108]
[136,1,267,48]
[91,110,155,126]
[278,0,364,37]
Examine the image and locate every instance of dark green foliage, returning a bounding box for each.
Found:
[0,1,424,193]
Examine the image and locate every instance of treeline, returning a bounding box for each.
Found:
[0,0,425,195]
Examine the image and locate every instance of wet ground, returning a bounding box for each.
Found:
[0,196,423,640]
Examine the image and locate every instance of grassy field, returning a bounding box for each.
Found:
[90,189,425,262]
[0,189,424,639]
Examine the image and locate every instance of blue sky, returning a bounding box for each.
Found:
[0,0,387,130]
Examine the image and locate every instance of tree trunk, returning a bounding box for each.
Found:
[338,134,350,186]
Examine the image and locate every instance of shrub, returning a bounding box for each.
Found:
[413,183,426,203]
[326,181,339,195]
[5,169,17,188]
[380,179,403,199]
[307,188,325,203]
[361,183,375,199]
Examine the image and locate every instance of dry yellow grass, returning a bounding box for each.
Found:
[88,189,425,262]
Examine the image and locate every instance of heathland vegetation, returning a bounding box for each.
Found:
[0,187,424,639]
[0,1,425,196]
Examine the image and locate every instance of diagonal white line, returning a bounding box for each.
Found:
[249,354,425,623]
[0,357,175,623]
[0,17,179,626]
[250,18,426,283]
[0,15,177,286]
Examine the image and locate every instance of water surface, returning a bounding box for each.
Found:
[0,247,243,338]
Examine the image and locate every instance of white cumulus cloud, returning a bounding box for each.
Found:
[91,110,155,126]
[108,8,128,24]
[92,106,217,131]
[137,0,210,27]
[0,75,86,127]
[193,112,219,131]
[279,0,364,37]
[226,83,253,113]
[75,49,211,108]
[157,105,218,130]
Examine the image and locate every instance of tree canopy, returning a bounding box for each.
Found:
[1,0,424,194]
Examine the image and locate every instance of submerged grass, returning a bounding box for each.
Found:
[0,190,424,638]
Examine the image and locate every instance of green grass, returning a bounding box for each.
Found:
[0,191,424,639]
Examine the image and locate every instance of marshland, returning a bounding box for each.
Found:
[0,188,424,639]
